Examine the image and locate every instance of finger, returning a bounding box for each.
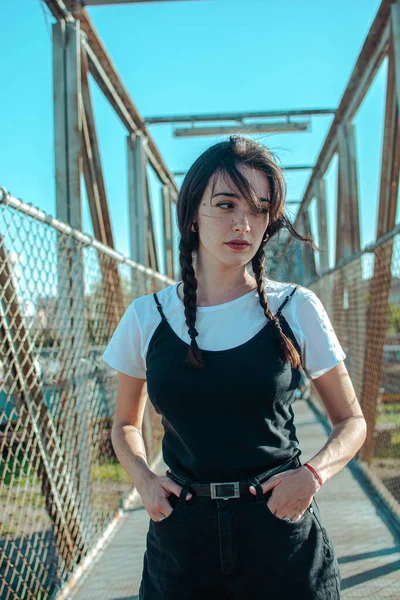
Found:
[284,512,305,521]
[160,498,175,518]
[262,470,295,493]
[150,497,174,521]
[162,476,193,500]
[271,505,306,521]
[266,500,287,517]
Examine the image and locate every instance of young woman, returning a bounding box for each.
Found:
[102,135,367,599]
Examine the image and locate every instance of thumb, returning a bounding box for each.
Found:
[249,476,280,495]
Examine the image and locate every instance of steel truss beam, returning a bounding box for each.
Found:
[44,0,178,277]
[80,0,200,5]
[144,108,336,124]
[277,0,393,251]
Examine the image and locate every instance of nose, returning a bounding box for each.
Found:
[232,209,250,233]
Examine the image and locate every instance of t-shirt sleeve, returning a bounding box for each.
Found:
[101,302,146,379]
[298,291,346,380]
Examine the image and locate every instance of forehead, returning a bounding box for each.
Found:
[210,165,270,198]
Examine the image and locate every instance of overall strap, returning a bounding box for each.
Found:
[153,292,167,321]
[274,284,300,318]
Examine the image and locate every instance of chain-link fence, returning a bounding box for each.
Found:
[1,189,400,599]
[307,226,400,518]
[0,191,172,600]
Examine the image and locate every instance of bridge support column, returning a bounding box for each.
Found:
[161,184,175,279]
[53,20,93,550]
[314,178,329,275]
[127,132,147,267]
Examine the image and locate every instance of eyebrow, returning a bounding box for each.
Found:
[212,192,271,203]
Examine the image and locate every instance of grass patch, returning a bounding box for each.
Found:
[91,462,131,483]
[377,401,400,427]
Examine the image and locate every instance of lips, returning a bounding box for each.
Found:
[226,240,250,246]
[226,241,251,250]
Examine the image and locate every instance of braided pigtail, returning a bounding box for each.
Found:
[179,236,205,368]
[175,134,322,370]
[252,247,301,369]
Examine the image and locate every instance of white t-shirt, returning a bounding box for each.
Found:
[102,277,346,381]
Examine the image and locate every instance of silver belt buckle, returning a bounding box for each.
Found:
[210,481,240,500]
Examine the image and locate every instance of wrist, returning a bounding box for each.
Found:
[135,466,156,491]
[303,463,323,492]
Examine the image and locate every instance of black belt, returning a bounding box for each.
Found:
[166,453,301,500]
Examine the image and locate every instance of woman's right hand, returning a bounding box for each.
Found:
[138,473,193,522]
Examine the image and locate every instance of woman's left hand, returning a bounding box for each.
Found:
[249,466,321,521]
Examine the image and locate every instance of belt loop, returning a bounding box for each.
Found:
[178,479,192,505]
[248,476,264,503]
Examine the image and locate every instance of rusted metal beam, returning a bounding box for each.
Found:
[145,109,336,124]
[80,0,200,4]
[81,88,107,245]
[336,123,361,261]
[52,21,95,527]
[169,188,180,280]
[144,172,159,272]
[43,0,75,21]
[161,185,174,278]
[81,48,113,247]
[44,0,178,192]
[81,50,126,329]
[314,178,329,274]
[278,0,393,251]
[70,7,178,191]
[391,2,400,112]
[301,211,317,284]
[174,121,310,137]
[53,20,83,230]
[127,133,147,266]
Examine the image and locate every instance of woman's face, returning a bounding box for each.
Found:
[194,165,271,268]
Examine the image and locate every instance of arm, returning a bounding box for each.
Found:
[302,360,367,485]
[250,361,367,519]
[111,372,154,490]
[111,372,192,520]
[250,289,367,518]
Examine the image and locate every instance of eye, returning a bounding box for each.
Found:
[215,202,269,214]
[216,202,234,209]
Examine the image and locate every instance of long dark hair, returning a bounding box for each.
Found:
[177,134,320,369]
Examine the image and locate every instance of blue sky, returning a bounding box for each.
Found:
[1,0,395,275]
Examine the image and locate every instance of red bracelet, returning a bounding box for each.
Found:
[304,463,323,487]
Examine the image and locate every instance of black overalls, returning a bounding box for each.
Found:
[139,286,341,600]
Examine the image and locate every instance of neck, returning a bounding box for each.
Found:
[185,256,258,306]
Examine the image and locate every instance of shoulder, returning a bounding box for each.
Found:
[264,277,314,312]
[131,281,179,320]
